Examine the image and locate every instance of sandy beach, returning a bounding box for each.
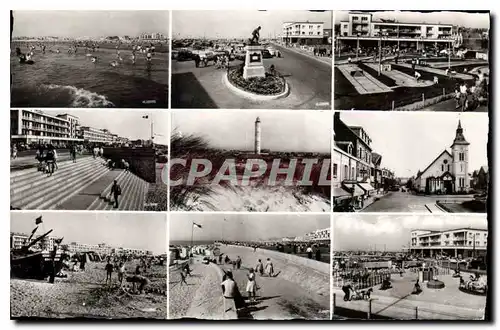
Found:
[11,260,167,319]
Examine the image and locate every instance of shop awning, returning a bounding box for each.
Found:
[358,182,375,192]
[342,183,364,197]
[333,187,352,200]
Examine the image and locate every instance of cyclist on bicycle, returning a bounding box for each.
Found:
[45,146,56,176]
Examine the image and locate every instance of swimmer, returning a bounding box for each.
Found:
[91,56,97,63]
[110,60,119,67]
[56,49,60,54]
[131,52,136,65]
[151,45,155,54]
[146,51,152,62]
[26,52,33,61]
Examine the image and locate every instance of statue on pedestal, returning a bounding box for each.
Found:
[249,26,261,45]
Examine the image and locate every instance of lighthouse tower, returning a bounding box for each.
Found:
[254,117,261,155]
[451,120,470,193]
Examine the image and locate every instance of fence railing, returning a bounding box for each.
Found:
[332,273,391,289]
[332,292,483,320]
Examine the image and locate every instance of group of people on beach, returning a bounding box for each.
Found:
[14,41,158,70]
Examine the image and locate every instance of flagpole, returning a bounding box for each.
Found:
[191,221,194,259]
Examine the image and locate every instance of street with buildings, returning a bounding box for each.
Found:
[169,214,331,320]
[333,111,488,213]
[334,11,489,111]
[332,214,488,320]
[10,212,168,319]
[171,10,332,109]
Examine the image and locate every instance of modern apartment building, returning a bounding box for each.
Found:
[339,12,453,40]
[10,232,61,252]
[10,109,83,145]
[77,126,115,144]
[140,32,166,41]
[410,228,488,258]
[282,21,325,45]
[305,227,331,242]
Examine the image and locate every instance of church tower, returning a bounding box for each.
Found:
[451,120,470,192]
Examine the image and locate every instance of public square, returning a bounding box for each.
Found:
[332,214,488,320]
[334,11,489,111]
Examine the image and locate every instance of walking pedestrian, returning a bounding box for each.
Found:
[236,256,242,270]
[306,245,313,259]
[255,259,264,276]
[180,270,188,286]
[221,271,237,313]
[110,180,122,208]
[105,260,114,285]
[315,246,321,261]
[71,145,77,163]
[11,145,17,159]
[118,262,125,286]
[246,268,257,303]
[265,258,274,277]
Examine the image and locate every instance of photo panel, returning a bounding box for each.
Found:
[333,111,489,213]
[10,10,170,108]
[168,213,331,320]
[10,211,168,319]
[171,10,333,110]
[169,110,332,212]
[333,10,489,111]
[332,213,488,320]
[10,109,169,211]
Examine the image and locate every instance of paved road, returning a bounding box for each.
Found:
[218,246,330,320]
[171,46,332,109]
[361,191,473,213]
[422,98,488,112]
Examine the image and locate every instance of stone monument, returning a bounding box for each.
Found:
[243,26,266,79]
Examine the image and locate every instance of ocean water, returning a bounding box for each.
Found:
[10,43,169,108]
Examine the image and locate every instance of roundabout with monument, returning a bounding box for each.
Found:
[224,26,290,101]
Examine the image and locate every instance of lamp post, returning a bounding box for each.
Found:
[356,33,360,61]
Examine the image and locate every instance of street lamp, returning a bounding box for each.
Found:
[377,32,387,76]
[356,33,360,61]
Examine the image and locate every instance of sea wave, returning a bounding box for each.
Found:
[42,84,115,107]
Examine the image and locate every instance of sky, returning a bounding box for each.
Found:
[333,213,487,252]
[169,213,330,242]
[335,11,490,29]
[12,11,169,38]
[44,110,169,145]
[11,212,167,254]
[335,112,489,177]
[172,10,332,39]
[172,110,331,153]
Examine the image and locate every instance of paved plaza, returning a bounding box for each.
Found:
[171,44,332,109]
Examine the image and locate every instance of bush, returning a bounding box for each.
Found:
[227,65,285,96]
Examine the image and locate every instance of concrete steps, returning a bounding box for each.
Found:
[10,158,110,210]
[87,171,148,211]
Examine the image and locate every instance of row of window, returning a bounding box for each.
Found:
[333,163,377,180]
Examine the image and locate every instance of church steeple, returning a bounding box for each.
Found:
[451,119,470,146]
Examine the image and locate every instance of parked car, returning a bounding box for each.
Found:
[267,47,276,56]
[262,49,272,59]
